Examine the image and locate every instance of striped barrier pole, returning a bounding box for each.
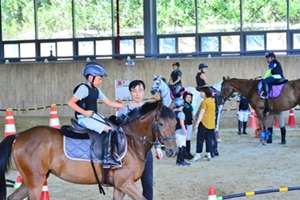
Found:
[218,186,300,199]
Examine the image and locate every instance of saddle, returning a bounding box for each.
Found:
[169,85,185,98]
[257,78,288,98]
[61,118,127,162]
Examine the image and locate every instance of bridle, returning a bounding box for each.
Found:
[151,78,169,99]
[122,109,175,162]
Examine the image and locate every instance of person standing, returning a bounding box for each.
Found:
[260,52,285,99]
[191,86,215,162]
[168,61,183,97]
[118,80,163,200]
[68,62,127,169]
[174,97,190,166]
[236,95,250,135]
[182,91,195,159]
[266,111,286,144]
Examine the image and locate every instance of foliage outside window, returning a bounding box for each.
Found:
[157,0,196,34]
[197,0,240,33]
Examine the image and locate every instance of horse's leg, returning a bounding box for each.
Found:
[7,183,28,200]
[113,188,126,200]
[116,182,146,200]
[14,155,48,200]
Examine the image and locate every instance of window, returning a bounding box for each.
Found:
[246,35,265,51]
[37,0,72,39]
[201,37,219,52]
[1,0,35,40]
[159,38,175,53]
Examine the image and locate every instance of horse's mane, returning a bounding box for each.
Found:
[154,76,167,84]
[117,101,175,125]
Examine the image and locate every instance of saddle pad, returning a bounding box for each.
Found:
[270,84,284,98]
[258,84,284,98]
[63,136,101,163]
[170,90,185,99]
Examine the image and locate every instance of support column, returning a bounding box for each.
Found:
[144,0,157,58]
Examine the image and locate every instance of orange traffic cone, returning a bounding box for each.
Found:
[248,109,257,129]
[40,181,50,200]
[274,117,279,128]
[208,187,217,200]
[4,109,17,138]
[13,175,22,189]
[288,109,296,127]
[49,105,60,129]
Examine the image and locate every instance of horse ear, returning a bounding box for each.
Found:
[226,76,230,79]
[157,99,163,111]
[223,76,226,81]
[154,75,157,79]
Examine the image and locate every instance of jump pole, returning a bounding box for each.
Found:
[216,186,300,199]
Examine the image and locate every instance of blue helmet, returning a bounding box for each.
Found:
[174,98,185,108]
[199,62,208,69]
[83,62,108,78]
[265,52,276,58]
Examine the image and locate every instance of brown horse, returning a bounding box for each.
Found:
[219,77,300,130]
[0,101,177,200]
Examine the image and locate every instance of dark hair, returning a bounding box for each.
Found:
[172,61,180,67]
[128,80,146,91]
[183,91,193,103]
[199,87,212,98]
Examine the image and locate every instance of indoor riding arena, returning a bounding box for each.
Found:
[1,0,300,199]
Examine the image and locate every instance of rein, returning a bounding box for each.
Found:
[121,109,175,162]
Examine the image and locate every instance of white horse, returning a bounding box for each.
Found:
[150,75,223,130]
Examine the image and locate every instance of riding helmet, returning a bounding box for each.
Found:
[183,91,193,101]
[174,98,185,108]
[172,61,180,67]
[265,52,276,58]
[198,63,208,69]
[83,62,108,78]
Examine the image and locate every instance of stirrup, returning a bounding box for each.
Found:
[260,91,268,99]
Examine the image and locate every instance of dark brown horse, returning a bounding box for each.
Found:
[219,77,300,130]
[0,101,177,200]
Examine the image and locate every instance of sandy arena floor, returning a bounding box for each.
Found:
[2,113,300,200]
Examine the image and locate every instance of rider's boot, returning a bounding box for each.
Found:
[260,82,269,99]
[103,130,122,169]
[184,140,194,159]
[280,127,286,144]
[181,146,190,166]
[242,122,248,134]
[237,120,242,135]
[176,147,181,165]
[267,127,273,143]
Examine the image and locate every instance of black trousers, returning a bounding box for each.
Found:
[195,123,215,153]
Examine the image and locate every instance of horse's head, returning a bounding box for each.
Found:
[150,75,164,95]
[153,101,177,157]
[118,100,177,158]
[219,76,236,104]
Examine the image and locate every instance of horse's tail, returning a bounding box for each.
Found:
[0,135,16,200]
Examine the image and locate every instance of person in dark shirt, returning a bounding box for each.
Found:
[168,61,183,97]
[260,52,285,99]
[182,91,195,159]
[236,95,250,135]
[196,63,208,87]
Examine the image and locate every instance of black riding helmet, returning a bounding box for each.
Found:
[198,63,208,69]
[265,52,276,58]
[183,91,193,103]
[172,61,180,67]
